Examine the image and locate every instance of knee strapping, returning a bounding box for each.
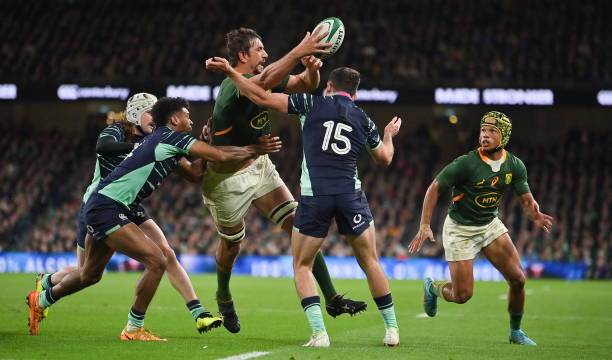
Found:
[217,226,246,243]
[268,200,298,226]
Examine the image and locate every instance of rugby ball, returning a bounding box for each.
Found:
[313,17,345,59]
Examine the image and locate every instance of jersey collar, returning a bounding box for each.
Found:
[334,91,353,99]
[477,147,506,164]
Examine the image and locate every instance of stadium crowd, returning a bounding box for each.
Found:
[1,121,609,279]
[2,0,611,88]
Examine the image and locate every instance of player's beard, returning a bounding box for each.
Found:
[253,63,265,75]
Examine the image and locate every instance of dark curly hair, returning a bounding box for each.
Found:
[151,97,189,128]
[226,28,262,67]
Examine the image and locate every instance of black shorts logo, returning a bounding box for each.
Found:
[118,213,128,220]
[353,214,362,223]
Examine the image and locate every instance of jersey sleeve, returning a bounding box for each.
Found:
[272,75,290,93]
[288,93,316,117]
[99,123,126,142]
[436,155,469,190]
[365,117,382,150]
[512,157,531,195]
[162,131,197,155]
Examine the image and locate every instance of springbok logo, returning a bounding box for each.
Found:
[474,192,502,208]
[250,111,270,129]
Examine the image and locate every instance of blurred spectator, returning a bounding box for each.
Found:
[1,0,610,88]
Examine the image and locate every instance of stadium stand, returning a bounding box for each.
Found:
[2,0,611,87]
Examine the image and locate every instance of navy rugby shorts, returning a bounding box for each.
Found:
[294,190,373,238]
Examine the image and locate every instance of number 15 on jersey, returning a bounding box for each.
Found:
[322,121,352,155]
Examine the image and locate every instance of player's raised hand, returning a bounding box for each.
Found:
[533,211,554,233]
[408,224,435,254]
[205,57,232,74]
[254,134,282,154]
[384,116,402,138]
[294,27,331,58]
[301,55,323,71]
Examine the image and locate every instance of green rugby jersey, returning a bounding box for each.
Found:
[82,123,133,203]
[211,74,289,146]
[436,148,530,226]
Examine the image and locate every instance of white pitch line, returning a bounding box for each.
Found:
[214,351,270,360]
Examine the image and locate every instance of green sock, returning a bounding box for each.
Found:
[510,311,523,330]
[41,273,53,290]
[374,293,398,329]
[186,299,206,320]
[380,307,398,329]
[312,251,337,302]
[301,296,326,335]
[430,280,451,298]
[127,307,145,328]
[216,267,233,301]
[38,289,56,309]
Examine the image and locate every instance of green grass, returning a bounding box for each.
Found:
[1,273,610,359]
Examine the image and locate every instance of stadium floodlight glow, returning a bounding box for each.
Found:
[57,84,130,100]
[321,88,399,103]
[482,88,554,106]
[166,85,212,102]
[434,88,480,105]
[596,90,612,106]
[0,84,17,99]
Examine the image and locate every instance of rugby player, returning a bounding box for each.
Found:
[207,58,401,347]
[203,28,366,333]
[408,111,553,346]
[33,93,219,336]
[27,97,281,340]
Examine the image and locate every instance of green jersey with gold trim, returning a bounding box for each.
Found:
[211,74,289,146]
[436,148,530,226]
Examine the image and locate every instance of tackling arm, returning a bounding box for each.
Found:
[188,136,282,163]
[174,157,205,183]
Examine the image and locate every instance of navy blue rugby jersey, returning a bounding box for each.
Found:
[95,126,196,209]
[288,93,382,196]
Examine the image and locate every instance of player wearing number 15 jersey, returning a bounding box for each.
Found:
[206,58,402,347]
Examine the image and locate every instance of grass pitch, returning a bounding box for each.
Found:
[1,273,610,359]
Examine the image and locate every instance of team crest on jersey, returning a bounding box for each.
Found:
[250,111,270,129]
[474,192,502,208]
[505,173,513,184]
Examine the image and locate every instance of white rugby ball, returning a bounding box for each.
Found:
[313,17,345,59]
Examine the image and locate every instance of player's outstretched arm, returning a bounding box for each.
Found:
[408,179,441,254]
[284,56,323,94]
[188,135,282,163]
[175,157,205,183]
[370,116,402,166]
[251,28,331,90]
[519,192,554,233]
[206,57,289,113]
[96,136,135,156]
